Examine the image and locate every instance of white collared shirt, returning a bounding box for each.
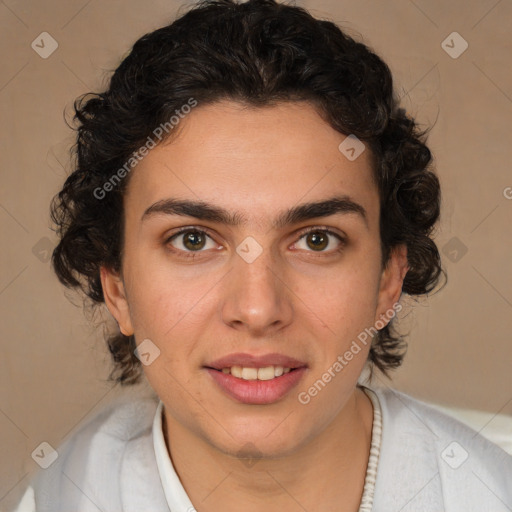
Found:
[15,386,512,511]
[152,400,196,511]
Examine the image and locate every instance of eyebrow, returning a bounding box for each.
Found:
[141,195,368,229]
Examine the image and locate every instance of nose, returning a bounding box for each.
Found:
[220,245,294,336]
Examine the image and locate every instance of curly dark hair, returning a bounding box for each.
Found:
[51,0,444,385]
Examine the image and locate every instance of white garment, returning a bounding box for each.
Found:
[15,386,512,511]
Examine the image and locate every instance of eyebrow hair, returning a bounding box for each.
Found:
[141,195,368,229]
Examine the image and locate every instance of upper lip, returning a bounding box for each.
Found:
[205,352,308,370]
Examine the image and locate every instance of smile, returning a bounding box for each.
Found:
[205,366,307,405]
[218,365,292,380]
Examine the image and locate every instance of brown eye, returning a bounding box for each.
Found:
[182,230,206,251]
[294,228,345,253]
[306,231,329,251]
[168,229,216,253]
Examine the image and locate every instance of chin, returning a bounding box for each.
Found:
[204,422,309,461]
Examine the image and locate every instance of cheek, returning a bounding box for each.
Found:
[295,270,378,411]
[123,250,210,332]
[295,260,381,335]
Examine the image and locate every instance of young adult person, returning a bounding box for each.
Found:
[17,1,512,510]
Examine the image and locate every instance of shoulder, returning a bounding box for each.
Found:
[376,386,512,463]
[53,388,160,455]
[28,389,162,512]
[371,386,512,511]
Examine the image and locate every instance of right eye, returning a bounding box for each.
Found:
[166,228,219,257]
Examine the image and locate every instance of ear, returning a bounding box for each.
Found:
[100,266,134,336]
[374,244,409,326]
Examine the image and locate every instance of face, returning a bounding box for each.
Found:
[101,100,407,458]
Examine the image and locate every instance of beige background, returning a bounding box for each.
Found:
[1,0,511,509]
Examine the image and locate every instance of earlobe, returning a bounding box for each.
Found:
[375,245,409,326]
[100,266,134,336]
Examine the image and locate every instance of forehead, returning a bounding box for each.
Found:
[124,100,379,227]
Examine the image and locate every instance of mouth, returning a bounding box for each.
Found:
[203,352,308,404]
[204,364,308,405]
[204,365,302,381]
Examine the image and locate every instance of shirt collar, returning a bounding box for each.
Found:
[152,400,196,512]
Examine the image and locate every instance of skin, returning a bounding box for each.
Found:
[101,100,408,512]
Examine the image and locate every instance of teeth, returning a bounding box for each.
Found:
[230,366,242,378]
[241,367,258,380]
[256,366,274,380]
[221,365,293,380]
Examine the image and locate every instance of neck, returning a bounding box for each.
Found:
[163,386,374,512]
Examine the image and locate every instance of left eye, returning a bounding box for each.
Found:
[294,229,345,252]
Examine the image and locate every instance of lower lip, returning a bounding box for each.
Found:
[205,367,308,405]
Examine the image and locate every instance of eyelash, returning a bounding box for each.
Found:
[165,226,346,259]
